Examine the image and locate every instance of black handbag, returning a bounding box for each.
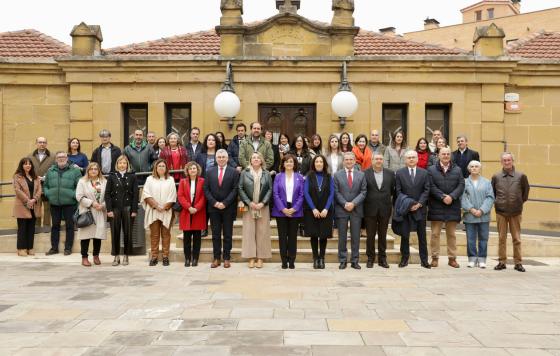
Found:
[73,208,95,228]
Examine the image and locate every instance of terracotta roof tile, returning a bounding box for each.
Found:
[507,32,560,59]
[105,30,220,56]
[0,29,70,58]
[354,30,465,56]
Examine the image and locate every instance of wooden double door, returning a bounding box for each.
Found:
[258,104,316,144]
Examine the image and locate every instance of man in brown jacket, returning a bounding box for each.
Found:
[491,152,530,272]
[27,137,55,227]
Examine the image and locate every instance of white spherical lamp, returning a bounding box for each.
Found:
[331,90,358,119]
[214,91,241,119]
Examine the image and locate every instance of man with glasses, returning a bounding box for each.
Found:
[91,129,122,175]
[368,129,386,156]
[427,147,465,268]
[28,137,55,227]
[43,151,82,255]
[394,150,431,268]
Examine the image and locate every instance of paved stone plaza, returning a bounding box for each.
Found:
[0,254,559,356]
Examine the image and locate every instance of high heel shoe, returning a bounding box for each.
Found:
[122,255,128,266]
[248,259,255,268]
[256,259,263,269]
[112,256,120,266]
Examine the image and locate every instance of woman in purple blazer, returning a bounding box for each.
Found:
[272,153,305,269]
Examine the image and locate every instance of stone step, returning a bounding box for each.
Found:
[175,234,396,250]
[162,246,420,264]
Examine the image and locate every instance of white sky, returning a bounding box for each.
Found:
[1,0,558,48]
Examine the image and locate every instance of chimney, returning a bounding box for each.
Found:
[424,18,440,30]
[512,0,521,13]
[70,22,102,56]
[379,27,396,36]
[473,23,506,57]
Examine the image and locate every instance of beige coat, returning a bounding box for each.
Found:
[12,175,42,219]
[141,176,177,229]
[76,178,108,240]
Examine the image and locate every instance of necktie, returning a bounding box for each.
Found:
[347,170,353,188]
[218,167,224,187]
[410,168,415,183]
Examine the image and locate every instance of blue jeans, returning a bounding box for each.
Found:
[465,222,489,263]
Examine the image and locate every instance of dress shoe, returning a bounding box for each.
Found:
[27,249,35,256]
[149,258,158,266]
[339,262,347,270]
[192,259,198,267]
[431,258,439,268]
[514,263,526,272]
[17,249,28,257]
[281,258,288,269]
[248,259,255,268]
[398,257,409,268]
[185,258,191,267]
[448,258,460,268]
[288,259,295,269]
[494,262,507,270]
[93,256,101,265]
[224,260,231,268]
[421,261,432,269]
[45,249,59,256]
[211,259,221,268]
[378,259,390,268]
[256,259,263,269]
[163,257,170,266]
[319,258,325,269]
[366,260,374,268]
[82,257,92,267]
[112,256,120,266]
[351,263,361,270]
[313,259,319,269]
[64,249,72,256]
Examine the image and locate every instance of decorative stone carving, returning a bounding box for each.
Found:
[221,0,243,11]
[278,0,298,14]
[332,0,354,11]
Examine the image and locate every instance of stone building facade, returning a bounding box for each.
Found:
[0,0,559,231]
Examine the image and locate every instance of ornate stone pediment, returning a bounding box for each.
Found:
[216,0,359,57]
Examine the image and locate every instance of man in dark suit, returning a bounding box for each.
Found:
[203,149,239,268]
[334,152,367,270]
[395,150,431,269]
[452,135,480,178]
[363,153,395,268]
[185,127,203,163]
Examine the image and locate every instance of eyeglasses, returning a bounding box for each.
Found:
[56,156,67,159]
[37,141,47,144]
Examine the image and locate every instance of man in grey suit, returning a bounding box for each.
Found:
[334,152,367,270]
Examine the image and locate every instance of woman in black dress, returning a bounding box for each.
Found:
[303,155,334,269]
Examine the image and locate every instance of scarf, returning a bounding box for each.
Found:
[279,143,290,154]
[250,167,262,219]
[352,146,373,171]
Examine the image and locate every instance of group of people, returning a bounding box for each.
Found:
[13,123,530,272]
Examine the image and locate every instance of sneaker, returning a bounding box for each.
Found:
[479,262,486,269]
[468,261,475,268]
[64,249,72,256]
[494,262,507,271]
[45,249,59,256]
[514,264,526,272]
[163,257,170,266]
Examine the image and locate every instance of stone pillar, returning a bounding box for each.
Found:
[480,84,506,169]
[473,23,505,57]
[330,0,359,56]
[216,0,244,56]
[70,22,102,56]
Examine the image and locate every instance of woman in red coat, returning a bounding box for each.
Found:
[178,161,207,267]
[160,132,189,182]
[415,137,430,169]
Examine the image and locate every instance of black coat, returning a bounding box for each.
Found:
[427,162,465,222]
[289,150,312,176]
[395,167,430,219]
[91,144,122,173]
[104,172,139,213]
[203,165,240,214]
[452,148,480,178]
[363,168,396,218]
[186,142,203,163]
